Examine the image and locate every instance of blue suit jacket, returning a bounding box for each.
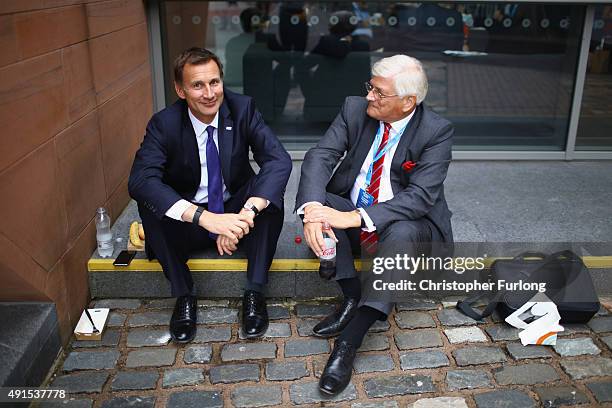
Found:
[128,88,292,219]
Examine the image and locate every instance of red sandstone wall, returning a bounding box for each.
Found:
[0,0,153,343]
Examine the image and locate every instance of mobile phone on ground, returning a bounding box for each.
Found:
[113,250,136,266]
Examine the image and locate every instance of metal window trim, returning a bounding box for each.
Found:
[146,0,166,113]
[146,1,607,160]
[565,5,595,160]
[572,151,612,159]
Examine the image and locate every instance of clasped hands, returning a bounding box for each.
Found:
[184,197,267,256]
[302,204,361,257]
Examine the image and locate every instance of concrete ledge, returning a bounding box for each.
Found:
[88,256,612,272]
[0,303,61,387]
[90,271,341,298]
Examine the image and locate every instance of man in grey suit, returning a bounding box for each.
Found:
[295,55,453,395]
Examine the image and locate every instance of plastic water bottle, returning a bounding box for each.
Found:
[95,207,114,258]
[319,223,337,280]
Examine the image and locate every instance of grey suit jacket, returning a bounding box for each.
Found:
[295,96,453,243]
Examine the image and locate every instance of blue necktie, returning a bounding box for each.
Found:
[205,125,223,239]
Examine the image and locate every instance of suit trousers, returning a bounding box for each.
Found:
[324,192,441,316]
[139,177,284,297]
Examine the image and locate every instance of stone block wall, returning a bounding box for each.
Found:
[0,0,153,343]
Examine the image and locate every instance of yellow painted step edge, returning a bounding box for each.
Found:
[88,256,612,272]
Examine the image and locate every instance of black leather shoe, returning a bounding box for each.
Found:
[313,298,359,337]
[319,340,357,395]
[170,295,197,343]
[242,290,269,338]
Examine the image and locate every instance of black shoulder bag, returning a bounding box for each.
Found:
[456,250,600,324]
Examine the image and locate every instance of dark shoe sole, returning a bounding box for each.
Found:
[318,381,348,396]
[243,323,269,339]
[170,332,196,344]
[170,325,197,343]
[312,329,340,338]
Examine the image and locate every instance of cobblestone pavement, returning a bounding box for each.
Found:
[41,297,612,408]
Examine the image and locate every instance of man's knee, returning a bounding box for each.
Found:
[324,192,355,211]
[380,219,431,243]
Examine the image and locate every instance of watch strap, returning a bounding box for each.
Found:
[358,210,366,229]
[245,203,260,216]
[192,206,205,225]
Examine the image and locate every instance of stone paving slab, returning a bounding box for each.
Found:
[111,371,159,391]
[506,342,552,360]
[100,396,155,407]
[359,333,389,351]
[51,371,110,393]
[446,369,492,390]
[166,390,222,408]
[209,363,260,384]
[43,298,612,407]
[126,328,171,347]
[473,390,536,408]
[193,326,232,343]
[221,343,277,361]
[400,349,450,370]
[492,363,560,385]
[534,385,590,407]
[62,350,120,372]
[162,368,205,388]
[184,344,213,364]
[411,396,468,408]
[265,361,308,381]
[353,354,395,373]
[231,385,283,407]
[125,349,177,368]
[394,329,443,350]
[587,381,612,403]
[289,381,357,404]
[444,326,487,343]
[394,311,436,329]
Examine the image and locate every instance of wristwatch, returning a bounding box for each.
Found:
[192,206,205,225]
[356,209,366,228]
[243,202,260,216]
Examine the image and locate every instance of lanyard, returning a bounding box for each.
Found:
[365,122,408,186]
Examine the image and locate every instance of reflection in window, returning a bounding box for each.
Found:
[576,5,612,150]
[160,2,584,151]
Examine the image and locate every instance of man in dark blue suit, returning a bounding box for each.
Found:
[128,47,292,343]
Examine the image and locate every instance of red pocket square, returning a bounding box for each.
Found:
[402,161,416,172]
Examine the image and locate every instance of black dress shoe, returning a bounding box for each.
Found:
[313,297,359,337]
[319,340,357,395]
[242,290,269,338]
[170,295,197,343]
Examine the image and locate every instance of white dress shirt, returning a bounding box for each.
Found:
[298,110,415,231]
[165,109,230,221]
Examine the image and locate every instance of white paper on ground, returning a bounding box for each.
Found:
[74,308,109,335]
[505,292,564,346]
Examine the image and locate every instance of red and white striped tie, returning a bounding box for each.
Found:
[360,122,391,254]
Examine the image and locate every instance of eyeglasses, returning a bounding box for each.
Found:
[365,81,399,100]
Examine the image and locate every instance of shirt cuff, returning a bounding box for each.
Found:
[358,208,376,232]
[165,199,193,222]
[296,201,323,215]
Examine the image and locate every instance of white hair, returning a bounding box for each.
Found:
[371,55,428,104]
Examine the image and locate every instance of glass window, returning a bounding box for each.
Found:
[160,2,584,151]
[576,5,612,151]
